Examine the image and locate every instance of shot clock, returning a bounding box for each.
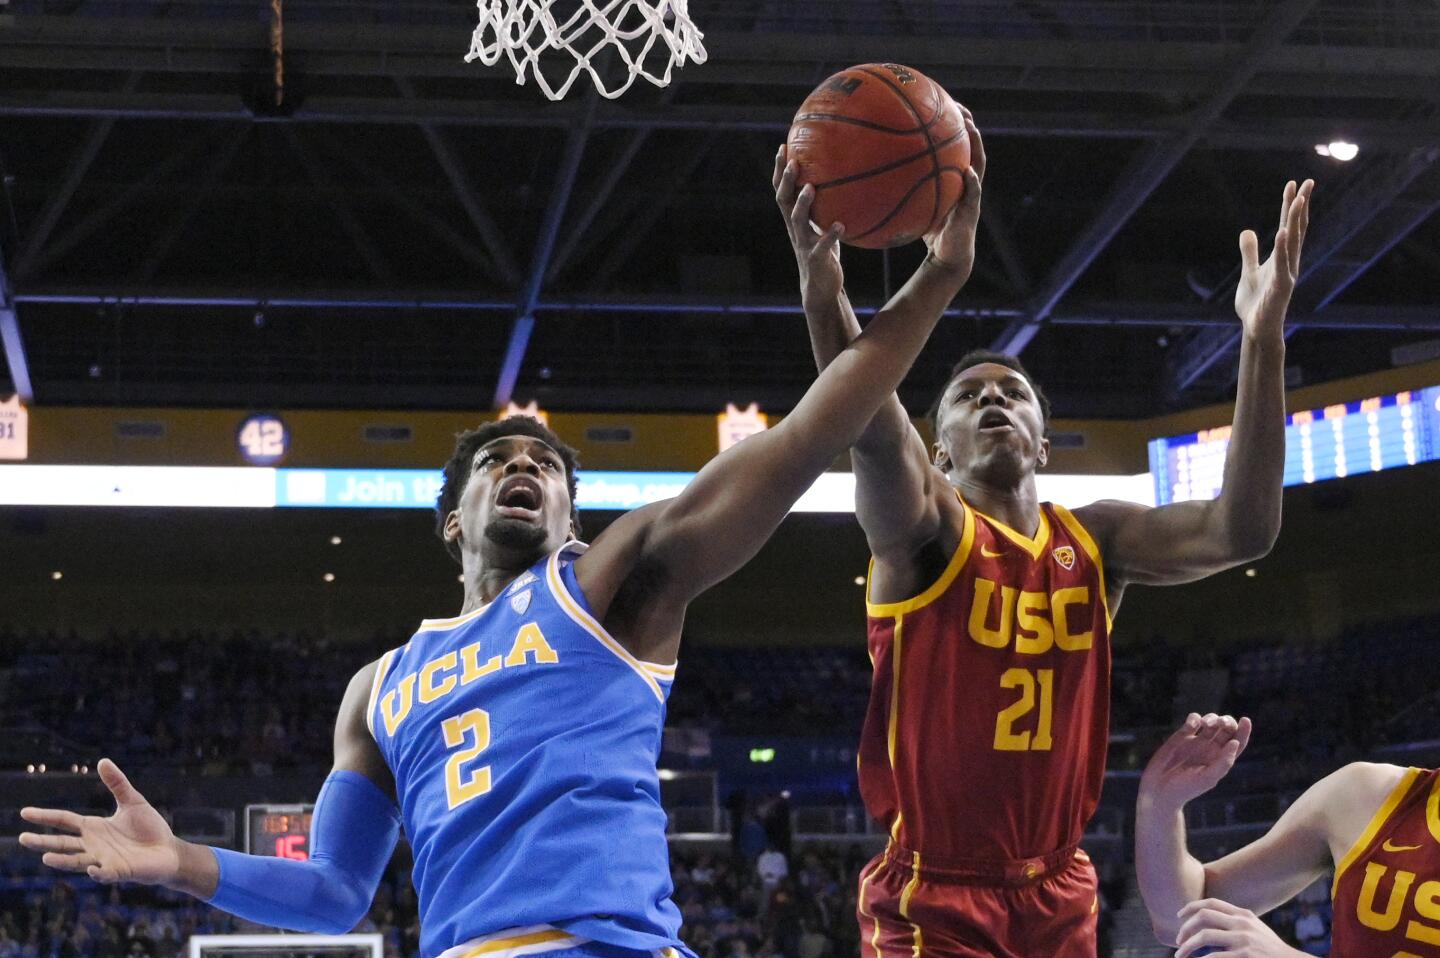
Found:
[244,804,314,860]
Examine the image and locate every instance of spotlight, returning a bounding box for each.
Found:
[329,535,343,546]
[853,576,865,586]
[1314,141,1358,161]
[51,571,63,581]
[1244,568,1257,578]
[323,572,336,583]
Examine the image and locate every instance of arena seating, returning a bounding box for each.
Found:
[6,612,1439,958]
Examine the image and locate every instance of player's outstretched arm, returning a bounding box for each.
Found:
[1135,713,1254,941]
[18,661,401,934]
[584,159,978,645]
[1075,179,1313,588]
[1136,714,1338,948]
[772,110,985,559]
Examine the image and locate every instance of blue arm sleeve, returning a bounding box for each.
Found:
[208,770,402,934]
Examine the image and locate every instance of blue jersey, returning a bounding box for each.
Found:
[367,544,683,957]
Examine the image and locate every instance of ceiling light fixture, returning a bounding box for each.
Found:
[1314,140,1358,161]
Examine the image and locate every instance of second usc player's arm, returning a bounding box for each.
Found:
[1074,180,1311,593]
[1135,714,1396,946]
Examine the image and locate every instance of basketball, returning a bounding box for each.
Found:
[786,63,970,249]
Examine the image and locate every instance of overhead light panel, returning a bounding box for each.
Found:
[1314,140,1358,161]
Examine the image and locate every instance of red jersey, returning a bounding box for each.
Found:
[1331,766,1440,955]
[858,494,1112,870]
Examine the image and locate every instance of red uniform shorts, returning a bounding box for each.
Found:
[855,843,1099,958]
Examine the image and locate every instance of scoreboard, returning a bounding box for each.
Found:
[245,804,314,860]
[1149,385,1440,505]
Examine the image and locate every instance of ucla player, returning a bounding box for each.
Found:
[1136,714,1440,957]
[778,129,1314,955]
[17,118,986,958]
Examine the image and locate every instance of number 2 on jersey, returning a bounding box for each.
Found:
[442,708,492,809]
[994,668,1053,751]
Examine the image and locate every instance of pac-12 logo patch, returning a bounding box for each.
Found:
[510,590,533,614]
[1052,546,1076,570]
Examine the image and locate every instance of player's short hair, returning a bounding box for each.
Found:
[435,417,582,564]
[929,349,1052,434]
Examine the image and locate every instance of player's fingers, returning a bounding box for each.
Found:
[792,183,817,235]
[1273,228,1293,286]
[19,807,85,833]
[1158,714,1202,760]
[776,158,799,211]
[87,864,124,885]
[98,759,147,809]
[41,852,100,874]
[1297,179,1314,245]
[1234,716,1254,756]
[1219,737,1243,771]
[18,833,86,854]
[1176,904,1244,946]
[1195,713,1223,742]
[1277,179,1296,232]
[959,164,982,211]
[812,223,844,259]
[1286,196,1305,274]
[771,144,786,192]
[1179,898,1249,920]
[1238,229,1260,274]
[1175,927,1239,958]
[965,115,986,184]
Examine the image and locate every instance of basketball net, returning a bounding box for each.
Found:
[465,0,707,101]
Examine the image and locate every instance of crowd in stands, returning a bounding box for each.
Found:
[0,842,900,958]
[0,629,375,772]
[0,845,425,958]
[4,615,1437,774]
[5,614,1440,958]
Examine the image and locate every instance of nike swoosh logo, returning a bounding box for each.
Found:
[981,545,1005,558]
[1382,840,1423,852]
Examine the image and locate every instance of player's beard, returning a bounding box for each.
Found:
[484,516,549,552]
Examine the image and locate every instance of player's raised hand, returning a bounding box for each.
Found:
[18,758,181,886]
[1139,713,1252,810]
[774,145,845,305]
[1174,898,1308,958]
[923,108,984,280]
[1235,178,1313,340]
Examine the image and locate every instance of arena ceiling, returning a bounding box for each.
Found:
[1,0,1439,418]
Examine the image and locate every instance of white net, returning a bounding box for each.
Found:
[465,0,708,101]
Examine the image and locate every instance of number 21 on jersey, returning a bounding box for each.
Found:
[994,668,1053,751]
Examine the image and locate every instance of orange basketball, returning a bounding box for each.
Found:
[787,63,970,249]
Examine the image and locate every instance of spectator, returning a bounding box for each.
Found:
[1294,902,1327,954]
[757,846,789,895]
